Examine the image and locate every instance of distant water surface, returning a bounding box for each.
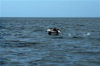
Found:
[0,17,100,66]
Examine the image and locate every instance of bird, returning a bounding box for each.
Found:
[47,28,61,35]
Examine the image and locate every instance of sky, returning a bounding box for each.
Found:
[0,0,100,17]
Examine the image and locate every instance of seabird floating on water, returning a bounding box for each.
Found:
[47,28,61,35]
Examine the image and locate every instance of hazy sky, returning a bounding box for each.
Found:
[0,0,100,17]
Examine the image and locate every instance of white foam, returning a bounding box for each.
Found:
[68,33,72,37]
[86,32,91,36]
[83,32,91,37]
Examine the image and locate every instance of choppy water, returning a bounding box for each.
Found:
[0,17,100,66]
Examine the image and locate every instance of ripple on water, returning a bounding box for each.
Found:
[0,40,43,48]
[0,18,100,66]
[0,57,11,65]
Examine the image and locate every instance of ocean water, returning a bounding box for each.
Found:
[0,17,100,66]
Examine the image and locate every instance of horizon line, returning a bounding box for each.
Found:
[0,17,100,18]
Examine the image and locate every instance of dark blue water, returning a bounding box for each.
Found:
[0,17,100,66]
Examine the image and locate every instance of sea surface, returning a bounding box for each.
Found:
[0,17,100,66]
